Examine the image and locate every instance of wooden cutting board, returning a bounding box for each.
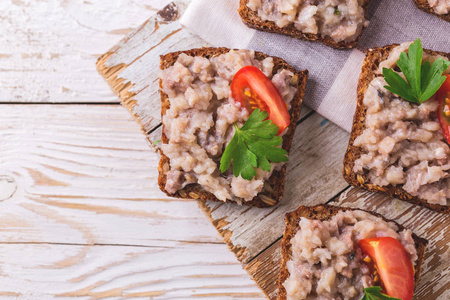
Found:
[96,1,450,298]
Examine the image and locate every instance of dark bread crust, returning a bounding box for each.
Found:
[414,0,450,22]
[238,0,371,49]
[277,204,428,300]
[343,44,450,214]
[158,47,308,207]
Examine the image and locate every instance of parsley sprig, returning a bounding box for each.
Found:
[219,109,288,180]
[362,287,401,300]
[383,38,450,104]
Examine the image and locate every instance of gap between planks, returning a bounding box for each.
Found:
[0,240,225,248]
[0,104,225,247]
[0,241,264,299]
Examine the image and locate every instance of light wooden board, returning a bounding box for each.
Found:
[0,243,263,299]
[2,0,270,297]
[0,0,172,103]
[0,104,265,298]
[96,1,450,299]
[0,104,221,246]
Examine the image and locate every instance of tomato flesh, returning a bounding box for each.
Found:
[231,66,290,134]
[359,237,414,300]
[438,75,450,144]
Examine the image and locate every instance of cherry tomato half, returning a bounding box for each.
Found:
[438,75,450,144]
[230,66,290,134]
[359,237,414,300]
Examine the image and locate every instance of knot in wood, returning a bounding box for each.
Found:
[0,175,17,201]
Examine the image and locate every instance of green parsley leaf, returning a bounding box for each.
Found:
[219,109,288,180]
[383,38,450,104]
[421,57,450,101]
[362,287,401,300]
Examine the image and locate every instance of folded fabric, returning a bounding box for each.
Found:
[180,0,450,132]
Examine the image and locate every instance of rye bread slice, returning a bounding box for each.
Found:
[414,0,450,22]
[158,47,308,207]
[343,44,450,214]
[238,0,370,49]
[277,204,428,300]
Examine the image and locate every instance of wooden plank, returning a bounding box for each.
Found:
[198,112,350,264]
[0,243,264,299]
[0,0,173,103]
[245,240,282,300]
[96,0,207,143]
[0,104,266,297]
[245,188,450,300]
[0,104,223,247]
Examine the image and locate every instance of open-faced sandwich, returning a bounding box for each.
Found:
[158,48,308,207]
[277,205,427,300]
[414,0,450,22]
[344,39,450,213]
[239,0,371,49]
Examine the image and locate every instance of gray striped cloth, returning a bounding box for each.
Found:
[180,0,450,132]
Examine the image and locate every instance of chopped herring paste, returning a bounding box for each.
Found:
[159,50,297,202]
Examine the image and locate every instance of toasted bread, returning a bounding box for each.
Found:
[238,0,370,49]
[277,204,428,299]
[414,0,450,22]
[158,47,308,207]
[343,44,450,214]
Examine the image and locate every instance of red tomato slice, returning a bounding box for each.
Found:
[230,66,290,134]
[359,237,414,300]
[438,75,450,144]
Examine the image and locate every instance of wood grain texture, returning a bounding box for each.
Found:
[0,243,264,299]
[2,0,268,298]
[96,0,207,142]
[245,239,282,300]
[0,104,265,298]
[0,0,172,103]
[0,105,223,246]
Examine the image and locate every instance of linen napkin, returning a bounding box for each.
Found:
[180,0,450,132]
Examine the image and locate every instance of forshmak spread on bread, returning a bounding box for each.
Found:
[158,48,307,205]
[245,0,369,43]
[414,0,450,22]
[345,39,450,210]
[278,205,427,300]
[427,0,449,14]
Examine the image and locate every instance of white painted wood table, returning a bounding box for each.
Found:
[0,1,265,298]
[2,0,449,299]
